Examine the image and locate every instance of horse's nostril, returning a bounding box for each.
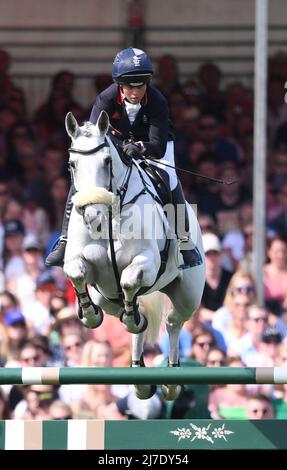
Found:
[97,224,102,233]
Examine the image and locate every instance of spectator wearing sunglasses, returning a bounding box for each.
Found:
[212,269,257,335]
[61,331,84,367]
[189,326,216,366]
[6,340,45,413]
[229,305,278,398]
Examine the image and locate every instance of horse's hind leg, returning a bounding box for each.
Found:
[160,307,184,400]
[161,262,205,400]
[131,332,156,400]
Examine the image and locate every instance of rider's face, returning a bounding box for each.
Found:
[121,84,147,104]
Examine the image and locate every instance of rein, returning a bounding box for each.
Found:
[108,156,125,308]
[146,158,239,186]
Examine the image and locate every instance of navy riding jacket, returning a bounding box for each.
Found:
[89,83,174,159]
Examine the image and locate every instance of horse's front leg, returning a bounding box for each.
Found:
[64,255,103,329]
[120,251,159,334]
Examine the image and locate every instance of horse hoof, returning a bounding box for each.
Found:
[161,384,182,401]
[134,384,157,400]
[79,305,104,329]
[123,313,148,334]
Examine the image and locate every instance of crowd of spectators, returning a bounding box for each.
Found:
[1,47,287,421]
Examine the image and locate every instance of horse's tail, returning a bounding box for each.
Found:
[138,291,166,345]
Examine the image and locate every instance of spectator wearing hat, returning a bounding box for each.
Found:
[21,270,59,335]
[2,219,25,281]
[4,308,26,326]
[4,309,28,365]
[200,232,233,323]
[53,306,83,339]
[6,233,45,313]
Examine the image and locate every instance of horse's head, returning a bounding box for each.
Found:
[66,111,123,237]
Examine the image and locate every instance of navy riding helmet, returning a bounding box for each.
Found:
[112,47,153,86]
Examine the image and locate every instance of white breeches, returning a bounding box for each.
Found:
[149,141,178,191]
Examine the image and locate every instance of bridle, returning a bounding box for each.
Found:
[69,141,108,155]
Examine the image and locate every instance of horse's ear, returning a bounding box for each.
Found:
[65,112,80,139]
[97,110,109,135]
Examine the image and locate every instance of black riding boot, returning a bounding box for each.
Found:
[45,185,75,267]
[171,182,202,268]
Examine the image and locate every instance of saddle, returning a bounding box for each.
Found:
[140,161,171,206]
